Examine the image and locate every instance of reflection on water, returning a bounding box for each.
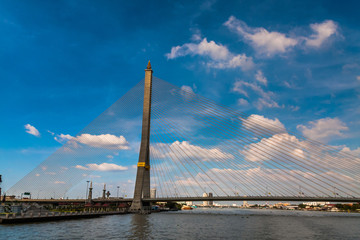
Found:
[1,209,360,239]
[128,214,151,239]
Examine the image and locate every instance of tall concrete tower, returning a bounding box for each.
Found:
[130,61,153,213]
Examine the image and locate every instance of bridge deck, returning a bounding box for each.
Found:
[9,196,360,204]
[143,196,360,203]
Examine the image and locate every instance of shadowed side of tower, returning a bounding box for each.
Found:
[129,61,153,213]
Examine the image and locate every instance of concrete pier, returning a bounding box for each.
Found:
[0,210,127,224]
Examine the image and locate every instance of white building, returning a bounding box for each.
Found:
[150,188,156,199]
[202,192,209,206]
[303,202,330,206]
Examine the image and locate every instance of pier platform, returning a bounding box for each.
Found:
[0,211,127,224]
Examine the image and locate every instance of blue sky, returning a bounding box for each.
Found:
[1,0,360,198]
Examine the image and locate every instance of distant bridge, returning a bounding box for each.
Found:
[10,196,360,205]
[6,62,360,213]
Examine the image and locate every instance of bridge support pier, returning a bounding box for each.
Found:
[129,61,153,214]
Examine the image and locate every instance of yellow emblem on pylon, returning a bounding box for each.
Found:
[137,162,146,167]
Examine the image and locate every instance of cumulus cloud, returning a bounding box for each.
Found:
[305,20,338,47]
[224,16,298,56]
[242,114,286,133]
[170,141,234,160]
[24,124,40,137]
[166,37,254,71]
[232,80,280,110]
[224,16,339,56]
[55,133,130,150]
[75,163,128,171]
[297,117,348,142]
[152,141,234,161]
[241,133,305,162]
[170,164,359,197]
[74,134,129,149]
[340,146,360,157]
[55,134,73,143]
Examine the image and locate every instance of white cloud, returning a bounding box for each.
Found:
[55,134,73,143]
[242,114,286,133]
[152,141,234,161]
[232,80,250,97]
[166,38,229,60]
[75,163,128,171]
[237,98,249,106]
[255,70,267,85]
[24,124,40,137]
[340,146,360,157]
[224,17,339,56]
[55,133,130,150]
[75,134,129,149]
[166,37,254,71]
[180,85,195,95]
[357,76,360,81]
[305,20,338,47]
[224,16,298,56]
[170,141,234,160]
[232,80,280,110]
[255,98,281,110]
[241,133,305,162]
[180,85,195,100]
[297,117,348,142]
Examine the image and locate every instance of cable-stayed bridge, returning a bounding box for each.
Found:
[6,62,360,212]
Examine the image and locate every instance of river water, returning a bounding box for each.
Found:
[1,208,360,239]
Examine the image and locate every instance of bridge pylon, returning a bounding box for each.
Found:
[129,61,153,213]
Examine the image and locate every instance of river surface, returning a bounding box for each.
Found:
[1,208,360,239]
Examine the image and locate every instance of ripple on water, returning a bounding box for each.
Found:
[1,209,360,240]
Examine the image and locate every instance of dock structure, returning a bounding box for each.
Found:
[0,210,127,224]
